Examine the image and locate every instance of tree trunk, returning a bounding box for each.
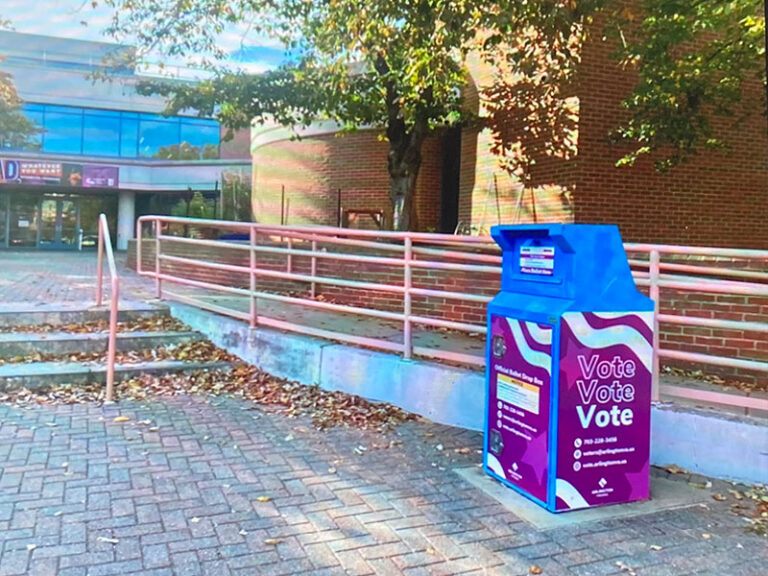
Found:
[387,117,426,231]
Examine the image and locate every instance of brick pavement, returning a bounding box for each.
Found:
[0,251,155,305]
[0,395,765,576]
[1,253,766,575]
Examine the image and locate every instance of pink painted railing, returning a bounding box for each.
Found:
[135,216,768,414]
[96,213,119,403]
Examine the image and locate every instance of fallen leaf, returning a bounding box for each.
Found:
[113,416,131,423]
[26,544,36,552]
[97,537,119,544]
[713,494,727,501]
[702,533,711,540]
[256,496,271,503]
[263,538,282,545]
[529,566,543,575]
[649,545,662,551]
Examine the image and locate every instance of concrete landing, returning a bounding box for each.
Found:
[455,466,711,531]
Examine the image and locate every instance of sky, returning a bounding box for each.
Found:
[0,0,284,74]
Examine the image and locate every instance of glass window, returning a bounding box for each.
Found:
[42,109,83,154]
[180,119,220,159]
[83,113,121,156]
[11,104,221,159]
[139,115,180,158]
[120,116,139,157]
[20,105,44,150]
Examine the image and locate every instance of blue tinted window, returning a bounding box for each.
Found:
[14,103,221,159]
[139,118,180,158]
[20,105,44,150]
[120,117,138,157]
[83,113,120,156]
[43,109,83,154]
[180,120,220,159]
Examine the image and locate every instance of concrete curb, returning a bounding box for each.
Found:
[168,302,768,485]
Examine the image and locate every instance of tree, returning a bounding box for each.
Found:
[482,1,765,175]
[0,17,40,150]
[101,0,765,229]
[103,0,518,230]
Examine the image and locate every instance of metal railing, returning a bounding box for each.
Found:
[96,214,119,403]
[135,216,768,413]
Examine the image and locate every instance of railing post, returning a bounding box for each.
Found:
[105,275,119,403]
[249,226,257,328]
[649,249,661,402]
[403,237,413,360]
[155,219,162,299]
[310,239,318,298]
[287,237,293,274]
[96,219,104,307]
[136,218,143,276]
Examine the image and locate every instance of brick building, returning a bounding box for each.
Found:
[250,36,768,248]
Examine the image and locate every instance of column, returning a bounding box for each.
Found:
[116,190,136,251]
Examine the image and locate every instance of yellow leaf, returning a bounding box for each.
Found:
[256,496,271,503]
[263,538,282,545]
[113,416,131,423]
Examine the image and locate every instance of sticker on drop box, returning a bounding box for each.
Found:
[497,373,540,415]
[520,246,555,276]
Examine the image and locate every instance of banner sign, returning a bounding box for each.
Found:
[83,165,119,188]
[0,158,119,189]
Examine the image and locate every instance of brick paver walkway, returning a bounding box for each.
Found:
[0,396,766,576]
[0,251,155,305]
[1,251,767,575]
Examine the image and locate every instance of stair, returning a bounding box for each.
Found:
[0,304,232,395]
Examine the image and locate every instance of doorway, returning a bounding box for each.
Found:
[37,197,80,250]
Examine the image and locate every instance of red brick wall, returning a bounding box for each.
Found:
[128,239,766,386]
[572,35,768,249]
[220,127,251,159]
[252,129,442,231]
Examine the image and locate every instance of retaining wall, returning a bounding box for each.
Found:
[128,238,767,386]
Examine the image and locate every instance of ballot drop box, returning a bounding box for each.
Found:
[483,224,655,512]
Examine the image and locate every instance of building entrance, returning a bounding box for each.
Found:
[0,192,86,250]
[38,197,80,250]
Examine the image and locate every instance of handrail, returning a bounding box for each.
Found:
[135,215,768,414]
[96,213,119,403]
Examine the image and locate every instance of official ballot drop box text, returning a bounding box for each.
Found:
[483,224,655,512]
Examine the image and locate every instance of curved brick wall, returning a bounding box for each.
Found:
[252,129,442,231]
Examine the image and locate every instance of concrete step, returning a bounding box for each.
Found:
[0,331,203,358]
[0,360,231,392]
[0,302,169,328]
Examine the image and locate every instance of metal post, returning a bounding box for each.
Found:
[281,185,286,226]
[155,219,162,299]
[337,188,342,228]
[249,226,257,328]
[287,237,293,274]
[403,237,413,360]
[649,249,661,402]
[136,219,143,275]
[105,275,119,403]
[310,239,318,298]
[96,220,104,306]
